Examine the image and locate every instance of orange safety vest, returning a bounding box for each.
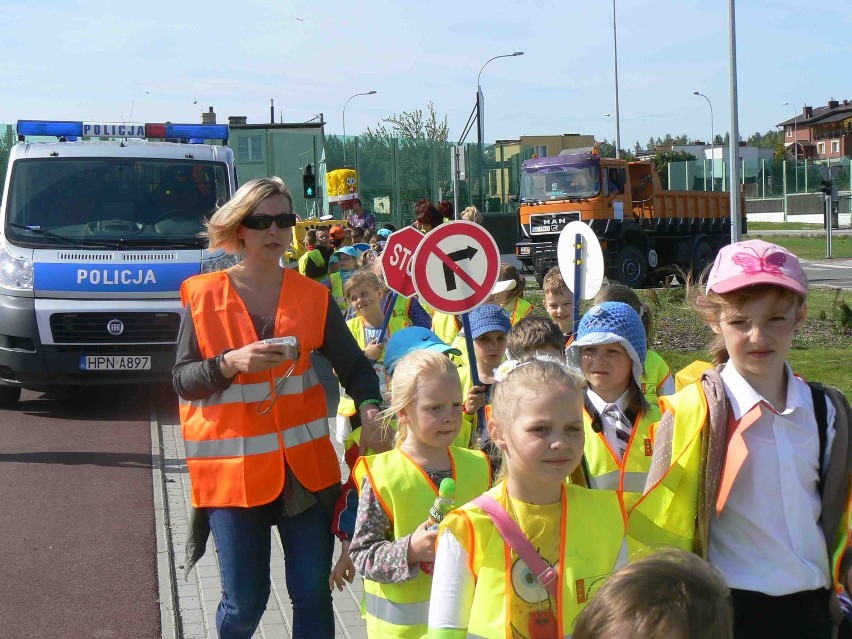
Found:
[178,269,340,508]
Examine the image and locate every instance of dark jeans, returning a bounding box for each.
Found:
[731,588,832,639]
[208,500,335,639]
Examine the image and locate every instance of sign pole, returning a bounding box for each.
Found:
[377,292,398,344]
[825,194,833,259]
[572,233,585,336]
[460,312,487,435]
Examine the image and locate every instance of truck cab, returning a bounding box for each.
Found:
[0,119,237,405]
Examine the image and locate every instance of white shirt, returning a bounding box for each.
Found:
[587,389,631,460]
[708,362,836,595]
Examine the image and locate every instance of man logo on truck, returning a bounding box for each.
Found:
[76,268,157,286]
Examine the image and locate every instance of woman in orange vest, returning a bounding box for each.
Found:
[173,177,387,639]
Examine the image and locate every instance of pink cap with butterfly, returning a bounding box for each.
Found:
[706,239,807,296]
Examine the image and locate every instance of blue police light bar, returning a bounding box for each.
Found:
[17,120,83,137]
[166,123,229,142]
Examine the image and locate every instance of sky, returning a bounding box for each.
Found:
[1,0,850,149]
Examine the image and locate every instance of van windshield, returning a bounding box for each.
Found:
[5,158,230,248]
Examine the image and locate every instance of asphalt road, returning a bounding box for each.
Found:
[0,386,162,638]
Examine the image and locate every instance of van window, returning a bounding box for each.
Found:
[6,158,230,248]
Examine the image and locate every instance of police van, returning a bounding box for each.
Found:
[0,119,238,405]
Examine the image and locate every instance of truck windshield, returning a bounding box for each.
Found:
[5,158,230,248]
[520,165,601,201]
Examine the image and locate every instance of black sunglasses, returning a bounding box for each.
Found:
[241,213,297,230]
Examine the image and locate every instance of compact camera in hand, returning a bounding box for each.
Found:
[262,336,300,360]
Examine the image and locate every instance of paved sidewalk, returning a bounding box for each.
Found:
[154,354,367,639]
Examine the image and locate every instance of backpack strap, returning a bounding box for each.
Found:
[809,382,829,496]
[471,494,559,599]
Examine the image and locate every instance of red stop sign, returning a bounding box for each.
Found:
[380,226,424,298]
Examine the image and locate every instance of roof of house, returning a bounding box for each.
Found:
[777,100,852,127]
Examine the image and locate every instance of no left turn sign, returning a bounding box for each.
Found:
[411,221,500,314]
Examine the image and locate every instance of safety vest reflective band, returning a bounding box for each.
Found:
[353,447,491,638]
[641,350,671,405]
[441,482,626,638]
[337,314,409,417]
[329,271,346,311]
[583,403,660,513]
[507,297,532,325]
[179,269,339,508]
[178,369,320,408]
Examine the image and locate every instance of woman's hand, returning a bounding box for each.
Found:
[219,342,291,377]
[406,521,439,564]
[464,385,487,415]
[329,541,355,591]
[359,404,393,453]
[364,339,384,361]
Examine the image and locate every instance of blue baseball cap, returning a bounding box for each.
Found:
[334,246,360,259]
[468,304,511,340]
[376,228,392,239]
[385,327,462,375]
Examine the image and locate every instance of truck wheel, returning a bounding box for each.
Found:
[615,246,647,288]
[0,386,22,408]
[691,241,714,277]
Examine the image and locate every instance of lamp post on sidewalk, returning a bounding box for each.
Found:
[342,90,377,166]
[693,91,714,190]
[477,52,523,211]
[783,101,798,192]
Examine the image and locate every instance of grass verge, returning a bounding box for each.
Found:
[525,285,852,396]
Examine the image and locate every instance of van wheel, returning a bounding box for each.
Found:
[614,246,647,288]
[691,241,714,278]
[0,386,22,408]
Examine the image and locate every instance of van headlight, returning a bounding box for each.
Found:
[0,245,33,290]
[201,252,242,273]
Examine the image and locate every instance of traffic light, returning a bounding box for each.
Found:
[821,179,832,196]
[303,164,316,199]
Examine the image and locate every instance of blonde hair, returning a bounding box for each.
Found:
[573,549,732,639]
[461,206,484,225]
[490,358,586,480]
[379,350,461,445]
[542,266,569,298]
[687,268,807,365]
[344,270,383,300]
[203,177,293,255]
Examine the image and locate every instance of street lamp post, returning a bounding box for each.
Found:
[612,0,622,159]
[342,90,377,166]
[477,51,523,211]
[783,101,798,192]
[693,92,714,190]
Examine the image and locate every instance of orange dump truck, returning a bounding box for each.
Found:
[515,151,746,288]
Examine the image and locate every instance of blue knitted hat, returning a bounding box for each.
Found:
[468,304,511,340]
[567,301,647,387]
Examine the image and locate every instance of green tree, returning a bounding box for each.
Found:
[652,150,696,189]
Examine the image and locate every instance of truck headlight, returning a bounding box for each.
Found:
[0,245,33,290]
[201,252,242,273]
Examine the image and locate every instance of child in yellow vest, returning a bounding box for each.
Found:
[428,357,627,639]
[328,246,360,313]
[632,240,852,638]
[335,270,409,450]
[592,283,674,404]
[349,350,491,639]
[566,302,661,513]
[485,263,533,325]
[542,266,575,349]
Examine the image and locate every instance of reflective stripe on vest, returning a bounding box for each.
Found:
[446,482,626,638]
[179,369,320,408]
[583,403,660,513]
[364,591,429,626]
[184,415,329,459]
